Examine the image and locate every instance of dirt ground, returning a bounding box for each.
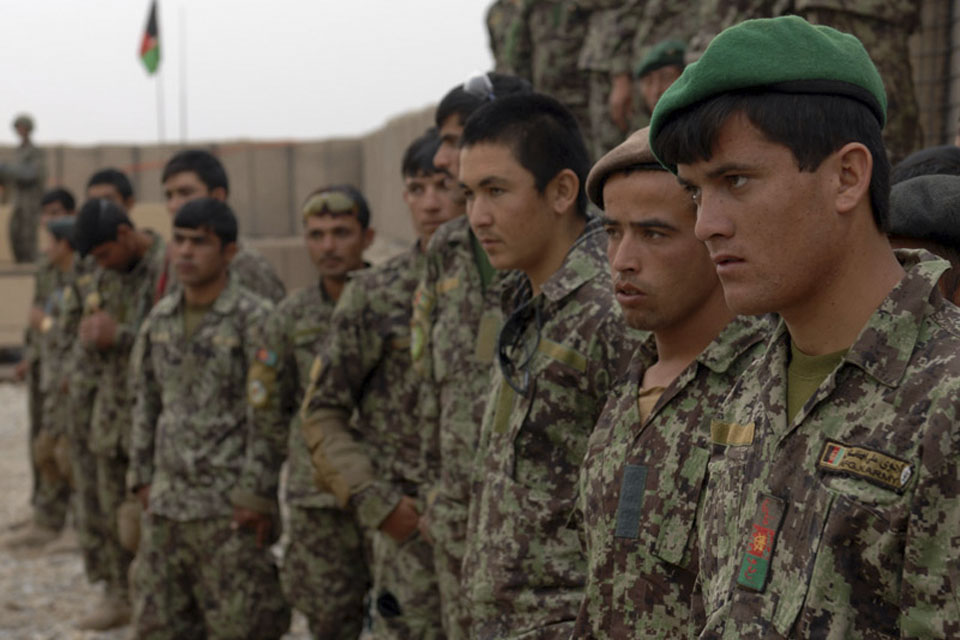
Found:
[0,382,311,640]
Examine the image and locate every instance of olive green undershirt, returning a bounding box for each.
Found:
[470,229,497,292]
[787,341,848,423]
[183,301,214,340]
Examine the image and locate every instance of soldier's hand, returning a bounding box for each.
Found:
[417,511,434,545]
[380,496,420,542]
[13,359,28,381]
[609,73,633,132]
[136,485,151,511]
[231,507,272,549]
[80,311,118,350]
[28,305,45,330]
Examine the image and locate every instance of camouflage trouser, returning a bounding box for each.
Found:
[96,453,133,599]
[800,9,922,164]
[31,370,70,531]
[9,204,38,263]
[428,497,470,640]
[281,505,369,640]
[369,526,445,639]
[133,514,291,640]
[69,389,109,583]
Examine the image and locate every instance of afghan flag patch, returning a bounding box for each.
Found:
[818,440,912,492]
[737,494,785,592]
[256,348,278,368]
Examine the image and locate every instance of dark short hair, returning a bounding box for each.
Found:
[654,90,890,230]
[173,197,238,247]
[302,184,371,229]
[460,92,591,216]
[74,199,134,256]
[162,149,229,195]
[891,145,960,185]
[402,128,442,178]
[41,188,76,212]
[87,168,134,200]
[435,72,532,128]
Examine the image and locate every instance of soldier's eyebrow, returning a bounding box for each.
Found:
[477,176,508,188]
[599,215,619,226]
[629,218,678,231]
[706,162,755,179]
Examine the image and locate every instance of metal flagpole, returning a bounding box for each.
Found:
[157,52,166,143]
[179,3,187,143]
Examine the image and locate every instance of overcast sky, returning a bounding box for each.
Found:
[1,0,495,146]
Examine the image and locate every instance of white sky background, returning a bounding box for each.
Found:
[0,0,495,146]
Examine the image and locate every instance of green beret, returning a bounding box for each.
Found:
[635,39,686,79]
[889,175,960,251]
[649,15,887,171]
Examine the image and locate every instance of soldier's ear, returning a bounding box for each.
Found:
[221,240,238,263]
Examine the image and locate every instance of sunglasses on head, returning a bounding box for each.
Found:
[302,190,359,220]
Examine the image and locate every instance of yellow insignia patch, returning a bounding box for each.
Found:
[248,379,268,408]
[309,356,324,383]
[437,276,460,294]
[40,316,53,333]
[474,312,500,362]
[84,292,101,312]
[711,420,755,446]
[411,325,425,361]
[818,440,913,492]
[537,338,587,372]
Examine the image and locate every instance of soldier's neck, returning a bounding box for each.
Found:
[184,271,228,307]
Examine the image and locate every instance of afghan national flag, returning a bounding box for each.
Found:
[140,1,160,74]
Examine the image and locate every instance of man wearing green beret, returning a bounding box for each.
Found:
[635,39,686,116]
[651,15,960,637]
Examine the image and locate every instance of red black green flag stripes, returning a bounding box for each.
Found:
[140,1,160,74]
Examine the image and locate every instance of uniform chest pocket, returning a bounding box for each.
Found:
[652,446,711,566]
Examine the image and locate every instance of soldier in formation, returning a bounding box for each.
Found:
[1,114,46,262]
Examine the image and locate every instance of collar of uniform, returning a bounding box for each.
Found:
[158,272,241,318]
[539,215,607,303]
[697,313,777,375]
[434,215,472,250]
[835,249,947,388]
[126,229,164,279]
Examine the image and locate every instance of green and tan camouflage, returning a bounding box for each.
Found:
[242,282,369,638]
[300,244,443,638]
[697,251,960,638]
[462,219,641,638]
[0,140,46,263]
[487,0,529,74]
[574,315,772,638]
[159,243,286,304]
[411,215,508,639]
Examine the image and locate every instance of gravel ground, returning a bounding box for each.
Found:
[0,382,311,640]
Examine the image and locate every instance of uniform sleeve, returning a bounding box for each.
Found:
[235,249,287,304]
[231,304,294,514]
[300,279,404,530]
[501,1,533,80]
[579,2,642,75]
[127,317,160,492]
[900,405,960,637]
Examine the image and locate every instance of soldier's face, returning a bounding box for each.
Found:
[172,226,235,287]
[45,236,72,269]
[86,184,133,213]
[303,214,372,279]
[641,65,683,113]
[435,115,464,177]
[40,201,69,223]
[678,112,840,316]
[164,172,222,218]
[603,170,721,331]
[460,142,557,276]
[403,171,459,248]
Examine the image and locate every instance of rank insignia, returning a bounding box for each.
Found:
[818,440,912,492]
[256,348,278,367]
[737,494,785,592]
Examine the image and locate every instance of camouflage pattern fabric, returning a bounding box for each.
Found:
[687,0,790,60]
[0,141,46,262]
[281,505,369,640]
[697,251,960,638]
[133,514,290,640]
[797,4,922,164]
[243,282,369,635]
[300,244,444,639]
[411,216,509,639]
[462,219,641,639]
[488,0,530,74]
[159,243,286,304]
[574,315,772,638]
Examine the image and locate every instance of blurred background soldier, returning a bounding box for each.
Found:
[0,114,47,263]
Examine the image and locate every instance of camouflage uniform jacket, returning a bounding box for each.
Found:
[61,256,104,437]
[241,281,340,511]
[412,216,509,527]
[576,0,642,75]
[0,142,46,213]
[793,0,919,27]
[574,315,772,638]
[24,258,59,365]
[629,0,699,77]
[300,244,428,531]
[462,218,640,638]
[698,251,960,639]
[159,243,286,304]
[128,276,274,521]
[89,232,167,458]
[488,0,531,74]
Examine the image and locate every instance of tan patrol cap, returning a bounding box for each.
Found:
[585,126,665,210]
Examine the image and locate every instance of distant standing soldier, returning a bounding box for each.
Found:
[486,0,529,74]
[0,114,46,262]
[243,185,374,639]
[128,198,290,639]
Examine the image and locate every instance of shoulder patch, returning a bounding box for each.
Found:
[737,494,786,593]
[256,348,278,367]
[818,440,912,492]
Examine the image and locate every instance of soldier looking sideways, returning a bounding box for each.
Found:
[651,15,960,637]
